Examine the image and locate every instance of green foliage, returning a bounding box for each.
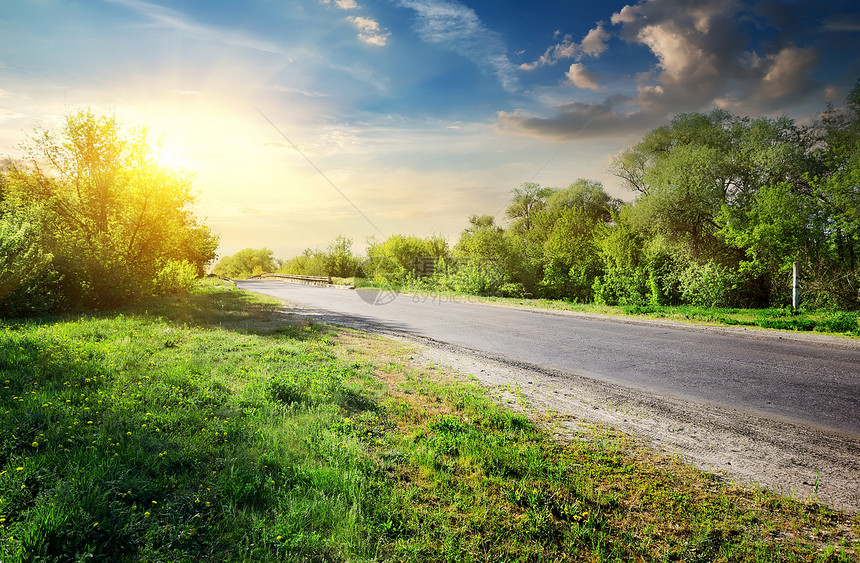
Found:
[213,248,280,279]
[677,261,742,308]
[4,110,217,310]
[453,215,506,259]
[537,207,605,301]
[0,206,60,316]
[152,259,199,295]
[361,84,860,311]
[1,283,857,561]
[365,234,450,282]
[444,260,508,295]
[545,178,621,224]
[0,282,391,562]
[505,182,552,234]
[278,235,365,278]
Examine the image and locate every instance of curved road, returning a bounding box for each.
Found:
[236,280,860,436]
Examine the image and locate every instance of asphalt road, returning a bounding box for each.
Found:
[236,280,860,436]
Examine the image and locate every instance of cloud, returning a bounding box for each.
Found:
[501,0,825,140]
[396,0,518,91]
[324,0,360,9]
[580,24,611,58]
[519,23,610,70]
[757,45,818,100]
[273,85,329,98]
[496,96,664,140]
[348,15,390,46]
[104,0,285,54]
[822,14,860,32]
[566,63,605,91]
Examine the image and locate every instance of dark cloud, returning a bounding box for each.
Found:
[499,0,831,140]
[496,95,665,140]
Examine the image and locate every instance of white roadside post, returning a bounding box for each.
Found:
[792,261,799,310]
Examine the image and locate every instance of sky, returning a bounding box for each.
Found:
[1,0,859,260]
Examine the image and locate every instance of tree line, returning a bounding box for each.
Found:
[219,81,860,310]
[0,111,219,316]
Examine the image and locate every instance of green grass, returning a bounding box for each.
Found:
[1,279,857,561]
[351,277,860,338]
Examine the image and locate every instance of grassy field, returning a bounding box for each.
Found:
[1,279,858,561]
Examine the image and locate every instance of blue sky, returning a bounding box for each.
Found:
[2,0,859,258]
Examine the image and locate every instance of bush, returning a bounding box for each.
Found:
[0,207,62,317]
[677,261,741,308]
[153,260,198,295]
[820,312,859,333]
[447,260,508,295]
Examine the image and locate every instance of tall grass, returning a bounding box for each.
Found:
[1,279,857,561]
[0,280,391,561]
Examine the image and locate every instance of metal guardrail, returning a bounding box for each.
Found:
[247,273,334,284]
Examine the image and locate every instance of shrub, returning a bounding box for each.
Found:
[153,259,198,295]
[677,261,741,307]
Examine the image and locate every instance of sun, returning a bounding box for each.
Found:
[150,139,191,172]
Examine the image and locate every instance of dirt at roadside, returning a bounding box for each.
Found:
[283,304,860,515]
[415,343,860,515]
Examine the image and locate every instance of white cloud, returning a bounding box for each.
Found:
[320,0,360,9]
[580,24,610,58]
[348,15,390,46]
[566,63,605,91]
[396,0,518,91]
[520,23,611,71]
[105,0,285,54]
[273,85,329,98]
[822,18,860,32]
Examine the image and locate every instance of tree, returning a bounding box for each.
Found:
[322,235,363,277]
[506,182,552,234]
[11,110,218,307]
[213,248,280,279]
[544,179,620,224]
[454,215,506,259]
[539,207,605,301]
[364,234,450,281]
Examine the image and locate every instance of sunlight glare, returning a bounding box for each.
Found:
[153,142,191,172]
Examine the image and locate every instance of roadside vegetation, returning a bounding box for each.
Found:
[0,111,218,316]
[1,279,857,561]
[218,81,860,317]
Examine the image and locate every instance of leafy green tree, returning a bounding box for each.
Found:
[279,248,328,276]
[538,207,605,301]
[213,248,281,279]
[11,110,218,307]
[506,182,552,234]
[320,235,362,277]
[365,234,450,282]
[545,179,621,224]
[719,183,820,305]
[454,215,507,260]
